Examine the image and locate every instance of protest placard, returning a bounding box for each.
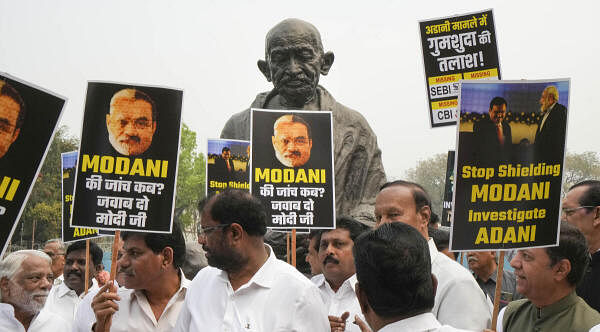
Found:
[61,151,113,242]
[441,150,455,226]
[250,109,335,230]
[451,79,569,251]
[71,82,183,233]
[419,9,501,127]
[206,139,250,195]
[0,73,65,256]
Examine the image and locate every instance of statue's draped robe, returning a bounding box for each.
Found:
[221,86,386,223]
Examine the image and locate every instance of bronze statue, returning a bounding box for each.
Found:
[221,18,386,223]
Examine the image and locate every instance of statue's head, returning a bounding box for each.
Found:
[258,19,335,107]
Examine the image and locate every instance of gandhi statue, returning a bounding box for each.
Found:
[221,18,386,223]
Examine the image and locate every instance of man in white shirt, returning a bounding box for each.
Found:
[373,180,491,330]
[313,216,370,332]
[82,222,189,332]
[352,222,472,332]
[175,189,329,331]
[42,239,66,285]
[43,240,102,329]
[0,250,67,332]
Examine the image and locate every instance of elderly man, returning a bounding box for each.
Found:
[313,216,370,332]
[221,18,386,223]
[562,180,600,312]
[106,88,157,156]
[534,85,567,162]
[353,223,472,332]
[77,222,189,332]
[0,250,66,331]
[467,250,520,309]
[175,189,329,331]
[374,180,491,330]
[42,239,65,284]
[494,222,600,331]
[43,240,103,329]
[473,96,512,164]
[0,80,25,159]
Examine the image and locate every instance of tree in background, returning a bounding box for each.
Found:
[404,153,447,218]
[12,126,79,247]
[563,151,600,191]
[174,123,205,236]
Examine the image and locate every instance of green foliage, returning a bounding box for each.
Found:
[563,151,600,191]
[13,126,79,246]
[174,123,205,233]
[404,153,448,217]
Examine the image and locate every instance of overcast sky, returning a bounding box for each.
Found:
[1,0,598,179]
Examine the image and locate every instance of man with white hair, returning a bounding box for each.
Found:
[0,250,67,331]
[534,85,567,162]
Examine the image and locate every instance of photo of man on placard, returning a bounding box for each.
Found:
[0,80,25,159]
[271,114,313,168]
[106,88,157,156]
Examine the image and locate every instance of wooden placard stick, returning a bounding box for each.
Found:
[291,229,297,267]
[109,231,120,283]
[84,239,90,295]
[490,251,506,331]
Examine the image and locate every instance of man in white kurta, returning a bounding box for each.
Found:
[174,190,329,331]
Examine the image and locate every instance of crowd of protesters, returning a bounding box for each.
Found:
[1,180,600,331]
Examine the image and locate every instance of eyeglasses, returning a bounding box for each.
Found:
[110,118,152,130]
[198,224,230,238]
[561,206,597,217]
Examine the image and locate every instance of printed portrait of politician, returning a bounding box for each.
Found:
[0,80,25,159]
[271,114,312,168]
[106,88,157,156]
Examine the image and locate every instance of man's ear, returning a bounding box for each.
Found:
[258,60,271,82]
[418,205,431,231]
[431,274,438,298]
[0,277,10,296]
[592,206,600,228]
[320,52,334,76]
[161,247,174,268]
[229,223,244,242]
[355,282,369,315]
[553,258,571,282]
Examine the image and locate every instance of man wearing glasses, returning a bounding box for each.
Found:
[175,190,329,331]
[43,239,66,285]
[561,180,600,312]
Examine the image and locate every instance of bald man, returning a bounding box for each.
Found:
[221,18,386,223]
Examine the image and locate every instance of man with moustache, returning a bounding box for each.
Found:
[313,216,370,332]
[221,18,386,223]
[0,80,25,159]
[534,85,567,162]
[43,240,103,329]
[467,251,520,309]
[492,223,600,332]
[561,180,600,312]
[42,239,66,284]
[106,88,157,156]
[0,250,66,331]
[271,114,313,168]
[374,180,491,330]
[174,190,329,331]
[87,222,189,332]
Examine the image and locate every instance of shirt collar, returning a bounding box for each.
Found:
[217,244,278,290]
[535,291,578,319]
[379,312,440,331]
[427,238,438,263]
[315,273,358,293]
[58,278,99,298]
[131,268,190,300]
